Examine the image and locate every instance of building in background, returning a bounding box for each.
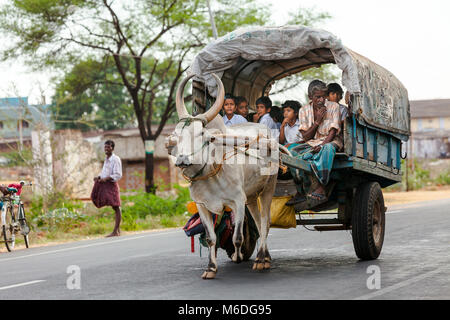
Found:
[83,124,182,193]
[0,97,52,185]
[409,99,450,159]
[0,97,52,140]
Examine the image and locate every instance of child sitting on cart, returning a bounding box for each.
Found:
[279,100,302,145]
[255,96,279,140]
[222,94,248,126]
[285,80,342,206]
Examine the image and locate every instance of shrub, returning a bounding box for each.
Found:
[0,148,33,167]
[405,159,431,191]
[121,185,190,219]
[32,208,87,232]
[436,170,450,186]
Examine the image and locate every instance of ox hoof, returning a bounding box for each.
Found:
[264,257,271,269]
[231,252,243,264]
[252,259,271,271]
[201,271,216,279]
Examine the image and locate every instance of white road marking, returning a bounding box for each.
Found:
[386,210,403,214]
[354,267,448,300]
[0,230,180,263]
[0,280,46,291]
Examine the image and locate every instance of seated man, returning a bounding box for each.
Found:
[285,80,342,206]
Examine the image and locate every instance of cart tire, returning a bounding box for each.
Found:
[225,213,259,261]
[351,182,385,260]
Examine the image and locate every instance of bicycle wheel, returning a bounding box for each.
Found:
[2,205,16,252]
[19,204,29,248]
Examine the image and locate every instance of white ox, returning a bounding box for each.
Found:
[167,74,282,279]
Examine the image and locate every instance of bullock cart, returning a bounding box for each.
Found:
[188,26,410,262]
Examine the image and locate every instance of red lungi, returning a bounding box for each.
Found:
[91,181,121,208]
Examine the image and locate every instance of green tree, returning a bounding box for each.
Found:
[51,57,135,131]
[0,0,331,193]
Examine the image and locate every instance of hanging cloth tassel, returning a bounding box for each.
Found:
[191,236,195,253]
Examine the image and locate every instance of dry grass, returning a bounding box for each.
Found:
[383,186,450,206]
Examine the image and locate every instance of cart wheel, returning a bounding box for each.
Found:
[225,213,259,261]
[351,182,385,260]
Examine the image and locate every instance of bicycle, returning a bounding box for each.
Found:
[0,182,32,251]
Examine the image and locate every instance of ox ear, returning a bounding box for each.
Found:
[165,134,178,154]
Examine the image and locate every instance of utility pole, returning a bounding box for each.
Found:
[18,106,23,151]
[206,0,218,39]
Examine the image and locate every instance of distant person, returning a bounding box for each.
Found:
[279,100,302,145]
[256,96,279,140]
[222,94,247,126]
[7,180,25,195]
[91,140,123,237]
[235,96,249,119]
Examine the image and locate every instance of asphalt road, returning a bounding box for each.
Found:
[0,198,449,300]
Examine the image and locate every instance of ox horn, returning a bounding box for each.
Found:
[175,73,225,123]
[175,74,195,120]
[202,73,225,123]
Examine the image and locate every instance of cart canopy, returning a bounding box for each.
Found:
[190,25,410,139]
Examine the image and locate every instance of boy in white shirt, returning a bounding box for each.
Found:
[255,96,279,140]
[280,100,302,145]
[222,94,248,126]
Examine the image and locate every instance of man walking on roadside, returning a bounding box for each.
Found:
[91,140,123,237]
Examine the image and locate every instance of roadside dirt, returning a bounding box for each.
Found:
[383,186,450,206]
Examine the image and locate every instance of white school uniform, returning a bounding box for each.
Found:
[283,119,302,144]
[223,114,248,126]
[259,113,280,140]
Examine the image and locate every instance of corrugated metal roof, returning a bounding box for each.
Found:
[0,97,28,107]
[410,99,450,118]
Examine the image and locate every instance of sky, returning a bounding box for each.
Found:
[266,0,450,101]
[0,0,449,103]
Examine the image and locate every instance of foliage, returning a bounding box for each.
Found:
[0,147,33,167]
[30,191,84,217]
[32,208,87,232]
[120,185,190,227]
[435,170,450,186]
[0,0,333,192]
[386,159,450,192]
[51,57,136,131]
[27,185,191,240]
[405,159,431,191]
